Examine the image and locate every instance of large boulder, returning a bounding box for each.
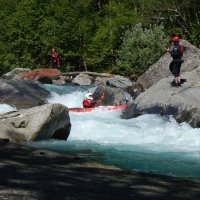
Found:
[106,75,133,89]
[72,73,94,85]
[1,68,31,80]
[0,79,51,109]
[52,76,68,85]
[95,76,113,86]
[137,40,200,90]
[20,68,61,83]
[95,75,141,99]
[125,82,144,99]
[0,103,71,142]
[93,86,133,106]
[122,67,200,127]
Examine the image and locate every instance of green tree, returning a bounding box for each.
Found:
[85,0,141,72]
[0,0,156,75]
[115,23,168,78]
[144,0,200,46]
[1,0,199,76]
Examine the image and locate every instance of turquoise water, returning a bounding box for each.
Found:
[27,112,200,180]
[26,138,200,180]
[1,84,200,180]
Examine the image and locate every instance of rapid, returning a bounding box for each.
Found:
[1,83,200,180]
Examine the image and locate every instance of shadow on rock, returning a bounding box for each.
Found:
[0,141,200,200]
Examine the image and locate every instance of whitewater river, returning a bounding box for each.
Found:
[1,83,200,180]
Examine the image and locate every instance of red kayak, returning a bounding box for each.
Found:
[69,105,128,113]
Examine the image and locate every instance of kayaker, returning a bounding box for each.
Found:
[83,92,104,108]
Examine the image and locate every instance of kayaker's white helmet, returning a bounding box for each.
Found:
[85,93,93,100]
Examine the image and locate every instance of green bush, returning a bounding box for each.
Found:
[114,24,168,78]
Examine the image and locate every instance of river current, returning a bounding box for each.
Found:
[1,83,200,180]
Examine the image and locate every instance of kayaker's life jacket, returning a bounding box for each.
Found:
[83,99,97,108]
[171,44,185,60]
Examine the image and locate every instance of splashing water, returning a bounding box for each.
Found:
[0,104,16,114]
[40,83,96,108]
[27,84,200,180]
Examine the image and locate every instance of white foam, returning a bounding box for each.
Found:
[69,112,200,153]
[28,85,200,179]
[47,88,96,108]
[0,104,17,114]
[46,87,200,154]
[47,92,83,108]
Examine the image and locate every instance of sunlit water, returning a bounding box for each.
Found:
[0,104,16,114]
[2,84,200,180]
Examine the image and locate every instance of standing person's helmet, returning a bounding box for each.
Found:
[85,93,93,100]
[172,36,180,43]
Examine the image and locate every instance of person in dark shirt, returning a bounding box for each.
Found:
[166,36,185,86]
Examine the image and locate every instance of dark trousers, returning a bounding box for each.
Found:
[51,62,59,69]
[169,60,183,77]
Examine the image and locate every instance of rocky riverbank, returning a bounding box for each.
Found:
[0,139,200,200]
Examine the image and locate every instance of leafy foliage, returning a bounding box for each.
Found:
[115,24,168,77]
[0,0,141,75]
[0,0,199,78]
[145,0,200,46]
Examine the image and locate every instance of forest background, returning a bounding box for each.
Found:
[0,0,199,79]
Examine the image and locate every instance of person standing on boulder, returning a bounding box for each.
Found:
[50,48,60,69]
[166,36,185,86]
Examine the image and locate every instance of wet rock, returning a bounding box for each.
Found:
[95,76,112,86]
[93,86,133,106]
[38,76,53,84]
[20,68,61,83]
[106,75,133,89]
[2,68,31,80]
[125,82,144,99]
[72,73,94,85]
[52,76,68,85]
[0,103,71,142]
[0,79,51,109]
[123,67,200,127]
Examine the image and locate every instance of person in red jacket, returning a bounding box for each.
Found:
[50,48,60,69]
[83,93,104,108]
